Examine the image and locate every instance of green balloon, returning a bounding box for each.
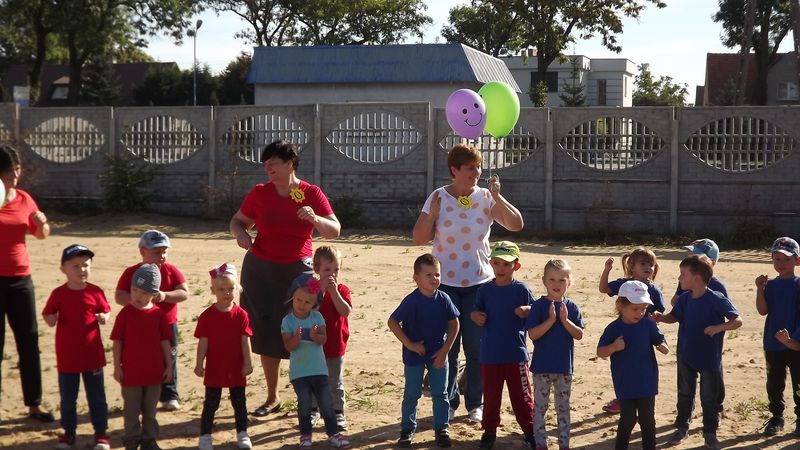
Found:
[478,81,520,138]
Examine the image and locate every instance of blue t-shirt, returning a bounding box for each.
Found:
[763,276,800,352]
[598,317,665,400]
[474,279,535,364]
[389,289,459,366]
[674,276,728,298]
[525,296,585,375]
[607,278,665,314]
[280,311,327,381]
[670,289,739,371]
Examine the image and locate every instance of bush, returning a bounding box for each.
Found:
[100,151,155,212]
[331,195,365,229]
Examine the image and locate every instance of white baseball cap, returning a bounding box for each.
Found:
[618,280,652,305]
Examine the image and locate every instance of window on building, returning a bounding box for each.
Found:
[777,81,799,100]
[598,79,607,105]
[531,72,559,92]
[50,86,69,100]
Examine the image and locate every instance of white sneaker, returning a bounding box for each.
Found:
[198,434,213,450]
[310,408,321,427]
[327,433,351,449]
[448,408,456,421]
[236,431,252,449]
[162,399,181,411]
[468,406,483,423]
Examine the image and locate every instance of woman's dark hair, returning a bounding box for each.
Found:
[260,140,299,170]
[0,144,21,173]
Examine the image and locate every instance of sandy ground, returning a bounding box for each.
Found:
[0,213,797,449]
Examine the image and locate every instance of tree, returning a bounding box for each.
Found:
[80,55,120,106]
[714,0,792,105]
[528,80,548,107]
[133,64,219,106]
[217,53,254,105]
[207,1,297,47]
[559,56,586,106]
[493,0,665,81]
[440,0,522,56]
[632,63,688,106]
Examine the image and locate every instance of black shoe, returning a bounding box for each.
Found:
[763,416,784,436]
[435,429,452,448]
[523,434,535,449]
[397,429,414,447]
[139,440,161,450]
[28,411,55,423]
[478,431,496,449]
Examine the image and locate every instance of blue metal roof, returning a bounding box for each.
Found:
[245,43,521,92]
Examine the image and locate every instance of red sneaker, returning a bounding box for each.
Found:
[602,398,621,414]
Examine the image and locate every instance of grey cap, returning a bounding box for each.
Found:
[138,230,171,249]
[132,263,161,294]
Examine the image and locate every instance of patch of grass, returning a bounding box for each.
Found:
[193,287,204,296]
[353,311,366,320]
[280,399,298,413]
[727,330,739,340]
[732,397,769,420]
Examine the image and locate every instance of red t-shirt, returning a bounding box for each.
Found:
[42,283,111,373]
[116,262,186,324]
[0,189,40,276]
[110,304,171,387]
[239,181,334,263]
[319,283,352,358]
[193,303,253,387]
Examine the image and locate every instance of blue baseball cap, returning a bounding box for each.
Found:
[684,239,719,263]
[771,237,800,257]
[139,230,171,249]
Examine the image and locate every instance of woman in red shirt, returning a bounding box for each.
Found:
[0,144,53,422]
[229,140,340,416]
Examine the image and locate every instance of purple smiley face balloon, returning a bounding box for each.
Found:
[445,89,486,139]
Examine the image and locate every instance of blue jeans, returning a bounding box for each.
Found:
[291,375,337,436]
[402,361,449,431]
[58,370,108,435]
[675,359,722,433]
[440,283,482,411]
[160,323,178,402]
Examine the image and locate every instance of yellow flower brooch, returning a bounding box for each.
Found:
[289,187,305,203]
[456,195,474,210]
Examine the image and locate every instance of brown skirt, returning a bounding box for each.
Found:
[239,251,312,358]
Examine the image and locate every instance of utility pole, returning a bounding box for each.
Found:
[790,0,800,99]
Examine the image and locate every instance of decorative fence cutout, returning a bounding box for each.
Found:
[220,113,309,163]
[327,111,421,163]
[24,116,105,163]
[439,125,540,170]
[121,115,205,164]
[559,116,664,170]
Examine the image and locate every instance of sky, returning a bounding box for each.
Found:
[145,0,794,91]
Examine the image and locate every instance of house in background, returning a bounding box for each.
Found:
[696,52,800,105]
[504,54,636,107]
[0,62,178,106]
[245,43,520,106]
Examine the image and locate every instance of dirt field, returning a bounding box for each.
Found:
[0,214,796,449]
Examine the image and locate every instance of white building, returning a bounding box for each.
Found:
[504,55,636,107]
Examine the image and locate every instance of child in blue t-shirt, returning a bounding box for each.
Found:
[755,237,800,437]
[597,281,669,450]
[281,279,351,450]
[388,253,459,448]
[598,246,666,414]
[526,259,584,450]
[653,255,742,450]
[470,241,534,449]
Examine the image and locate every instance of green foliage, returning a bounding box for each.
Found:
[100,151,155,213]
[331,195,365,229]
[217,52,254,105]
[440,0,522,57]
[133,64,219,106]
[80,55,120,106]
[559,56,586,107]
[528,80,548,107]
[715,77,739,106]
[632,63,688,106]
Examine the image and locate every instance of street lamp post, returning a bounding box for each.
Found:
[192,19,203,106]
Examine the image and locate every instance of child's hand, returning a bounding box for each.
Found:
[776,328,791,343]
[95,312,109,325]
[548,301,557,322]
[612,336,625,352]
[558,302,568,323]
[194,364,205,377]
[704,324,722,336]
[114,367,123,383]
[487,175,500,195]
[755,274,768,290]
[429,191,441,220]
[323,274,338,293]
[651,311,664,323]
[407,341,425,356]
[30,210,47,228]
[293,326,303,343]
[297,206,317,224]
[604,257,614,272]
[43,314,58,327]
[472,311,487,326]
[656,343,669,355]
[514,306,529,319]
[432,347,447,369]
[155,291,166,303]
[163,365,174,383]
[242,360,253,376]
[310,324,323,345]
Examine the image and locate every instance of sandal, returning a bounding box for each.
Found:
[252,400,281,416]
[29,411,55,422]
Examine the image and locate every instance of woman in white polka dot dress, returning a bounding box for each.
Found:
[412,143,524,423]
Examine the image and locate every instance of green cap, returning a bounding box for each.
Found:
[490,241,520,262]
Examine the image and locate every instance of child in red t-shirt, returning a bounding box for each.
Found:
[308,246,352,431]
[111,264,173,450]
[114,230,188,411]
[194,263,254,450]
[43,244,111,450]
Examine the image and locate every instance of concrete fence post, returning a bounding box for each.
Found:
[108,107,116,156]
[314,104,322,186]
[426,103,434,195]
[208,106,216,214]
[669,110,679,234]
[544,109,554,230]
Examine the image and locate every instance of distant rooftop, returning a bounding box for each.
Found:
[246,43,521,92]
